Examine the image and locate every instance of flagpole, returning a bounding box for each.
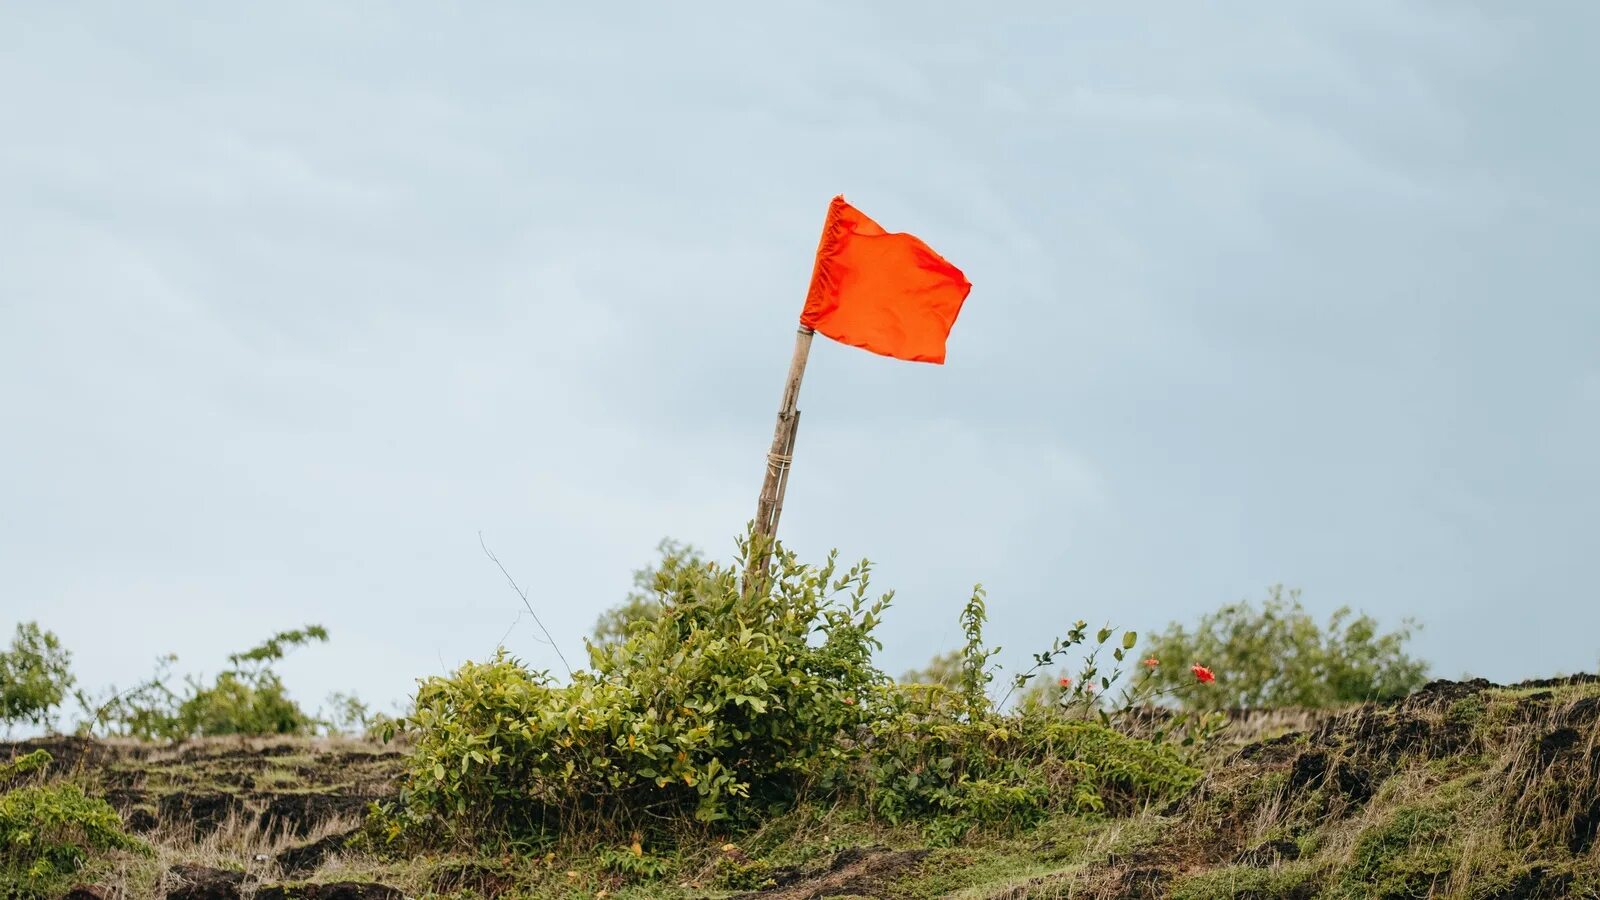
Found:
[748,325,815,581]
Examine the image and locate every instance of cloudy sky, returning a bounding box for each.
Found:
[3,3,1596,717]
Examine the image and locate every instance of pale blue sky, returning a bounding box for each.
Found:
[3,3,1596,716]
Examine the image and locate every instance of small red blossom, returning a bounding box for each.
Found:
[1083,682,1096,694]
[1143,657,1160,668]
[843,696,856,705]
[1191,664,1216,684]
[1058,676,1072,688]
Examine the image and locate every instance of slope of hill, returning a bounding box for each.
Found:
[5,676,1598,899]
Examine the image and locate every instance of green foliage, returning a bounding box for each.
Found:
[397,542,890,839]
[321,691,375,736]
[226,624,329,669]
[395,536,1207,860]
[73,654,181,739]
[1003,619,1138,713]
[0,752,51,787]
[175,670,313,737]
[714,851,776,890]
[597,839,671,879]
[864,621,1203,839]
[979,616,1225,752]
[1142,586,1428,710]
[76,625,329,739]
[0,752,145,897]
[0,623,75,733]
[857,691,1199,842]
[957,587,999,718]
[590,538,705,646]
[898,650,962,689]
[1336,804,1458,898]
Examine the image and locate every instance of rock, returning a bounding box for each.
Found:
[165,864,256,900]
[60,886,111,900]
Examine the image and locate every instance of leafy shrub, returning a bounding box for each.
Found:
[0,751,51,787]
[856,705,1199,842]
[321,691,376,737]
[0,752,145,897]
[72,654,181,740]
[591,538,705,646]
[1141,586,1428,710]
[397,545,1206,853]
[397,543,890,840]
[597,838,671,879]
[76,625,329,739]
[898,650,962,689]
[908,598,1226,752]
[0,623,75,734]
[860,595,1201,842]
[177,625,329,736]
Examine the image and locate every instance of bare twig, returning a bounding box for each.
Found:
[496,609,525,650]
[478,531,574,677]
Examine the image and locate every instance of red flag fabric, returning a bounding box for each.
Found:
[799,195,972,364]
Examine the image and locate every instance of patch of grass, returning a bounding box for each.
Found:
[1444,693,1487,730]
[255,767,307,791]
[1335,804,1459,899]
[1169,861,1321,900]
[1486,681,1600,702]
[893,813,1169,899]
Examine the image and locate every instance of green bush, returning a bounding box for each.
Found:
[898,650,963,689]
[396,541,1202,852]
[591,538,705,646]
[77,625,329,739]
[397,543,890,839]
[862,595,1199,841]
[174,669,312,737]
[175,625,329,736]
[0,751,51,787]
[0,623,75,734]
[856,703,1199,842]
[1141,586,1428,710]
[0,752,144,897]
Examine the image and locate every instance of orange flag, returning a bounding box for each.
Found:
[799,195,972,364]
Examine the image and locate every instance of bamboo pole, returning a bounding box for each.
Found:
[748,326,815,579]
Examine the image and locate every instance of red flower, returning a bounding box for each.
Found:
[843,696,856,705]
[1191,664,1216,684]
[1143,657,1160,668]
[1058,676,1072,688]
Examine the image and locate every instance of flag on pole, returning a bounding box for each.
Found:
[799,195,972,364]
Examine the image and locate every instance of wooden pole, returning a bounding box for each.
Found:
[749,326,815,579]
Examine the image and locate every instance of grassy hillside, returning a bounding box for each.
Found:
[6,676,1599,898]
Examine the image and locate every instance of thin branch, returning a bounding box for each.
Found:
[496,609,525,651]
[478,531,574,678]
